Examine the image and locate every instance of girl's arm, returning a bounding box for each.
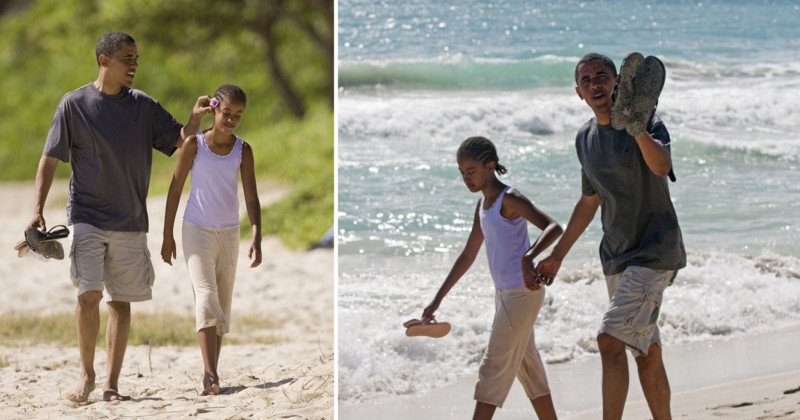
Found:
[421,201,484,322]
[240,142,262,268]
[501,190,564,290]
[161,136,198,265]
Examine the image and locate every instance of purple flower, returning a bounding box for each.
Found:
[210,98,219,108]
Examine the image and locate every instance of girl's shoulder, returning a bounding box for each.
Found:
[501,187,534,211]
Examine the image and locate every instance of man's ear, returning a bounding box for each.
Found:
[575,86,584,100]
[98,54,109,68]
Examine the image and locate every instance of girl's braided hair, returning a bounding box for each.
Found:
[457,136,507,175]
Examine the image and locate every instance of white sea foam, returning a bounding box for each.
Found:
[338,251,800,402]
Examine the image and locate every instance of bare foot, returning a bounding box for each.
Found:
[66,379,95,403]
[201,373,220,396]
[102,389,132,402]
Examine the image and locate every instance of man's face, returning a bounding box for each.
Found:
[102,42,138,88]
[575,60,618,114]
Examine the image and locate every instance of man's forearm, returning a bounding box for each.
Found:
[551,195,599,260]
[33,155,59,216]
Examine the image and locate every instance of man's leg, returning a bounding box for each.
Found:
[636,343,671,419]
[473,401,497,420]
[597,332,629,420]
[68,290,102,402]
[104,300,132,401]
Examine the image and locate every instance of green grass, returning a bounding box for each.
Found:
[0,312,281,347]
[0,0,333,250]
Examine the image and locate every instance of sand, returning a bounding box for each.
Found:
[0,181,333,419]
[339,328,800,419]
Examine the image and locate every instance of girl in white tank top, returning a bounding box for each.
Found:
[417,136,563,419]
[160,84,262,396]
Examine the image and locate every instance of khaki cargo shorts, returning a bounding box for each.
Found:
[69,223,155,302]
[600,265,675,356]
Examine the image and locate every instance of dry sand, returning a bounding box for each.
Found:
[0,181,334,419]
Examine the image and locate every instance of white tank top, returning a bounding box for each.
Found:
[479,186,530,290]
[183,132,243,228]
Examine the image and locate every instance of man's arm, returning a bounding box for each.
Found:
[634,132,671,177]
[534,193,600,284]
[178,96,213,148]
[30,155,60,230]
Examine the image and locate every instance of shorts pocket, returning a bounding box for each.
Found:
[144,248,155,287]
[69,241,80,288]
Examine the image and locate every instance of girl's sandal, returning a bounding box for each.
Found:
[404,318,451,338]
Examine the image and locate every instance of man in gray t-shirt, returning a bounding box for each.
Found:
[28,32,212,403]
[534,53,686,419]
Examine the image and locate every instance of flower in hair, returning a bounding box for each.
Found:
[209,97,219,108]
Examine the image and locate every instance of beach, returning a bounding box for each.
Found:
[340,328,800,419]
[0,182,334,419]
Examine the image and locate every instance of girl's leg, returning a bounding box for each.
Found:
[530,394,557,420]
[473,401,497,420]
[198,326,220,395]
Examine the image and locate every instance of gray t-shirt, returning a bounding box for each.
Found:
[43,84,182,232]
[575,115,686,275]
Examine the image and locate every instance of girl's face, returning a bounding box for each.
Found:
[457,156,495,193]
[212,98,246,134]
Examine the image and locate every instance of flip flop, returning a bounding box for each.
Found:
[404,318,451,338]
[102,389,132,402]
[611,52,644,132]
[612,53,666,137]
[24,225,69,260]
[626,55,665,136]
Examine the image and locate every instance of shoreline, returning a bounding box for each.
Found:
[339,327,800,419]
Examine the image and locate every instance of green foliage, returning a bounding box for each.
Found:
[0,0,332,247]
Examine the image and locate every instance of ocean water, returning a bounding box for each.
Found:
[337,0,800,403]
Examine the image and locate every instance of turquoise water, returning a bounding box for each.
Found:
[337,0,800,403]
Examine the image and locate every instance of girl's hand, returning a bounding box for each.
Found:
[521,257,541,290]
[248,237,262,268]
[421,301,439,323]
[161,236,176,266]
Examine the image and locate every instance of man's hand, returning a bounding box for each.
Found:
[28,214,46,231]
[533,254,563,286]
[192,95,214,119]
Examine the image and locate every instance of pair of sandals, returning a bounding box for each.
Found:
[611,52,666,137]
[403,317,451,338]
[15,225,70,260]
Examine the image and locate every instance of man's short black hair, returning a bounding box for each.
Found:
[95,32,135,66]
[574,53,617,85]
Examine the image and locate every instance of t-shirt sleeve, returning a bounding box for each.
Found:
[151,101,182,157]
[581,168,596,196]
[42,101,71,163]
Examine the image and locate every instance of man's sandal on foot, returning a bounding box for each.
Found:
[404,318,451,338]
[612,52,666,136]
[24,225,69,260]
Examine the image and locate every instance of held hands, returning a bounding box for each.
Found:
[161,235,176,266]
[522,257,542,291]
[533,254,562,286]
